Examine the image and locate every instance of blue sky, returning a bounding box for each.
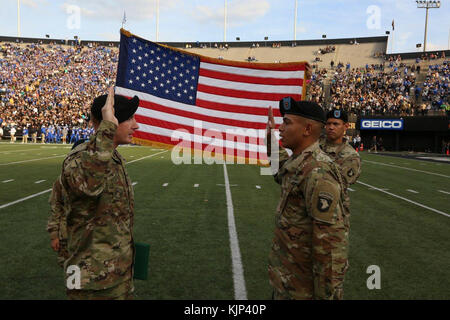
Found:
[0,0,449,53]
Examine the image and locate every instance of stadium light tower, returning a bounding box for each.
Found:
[224,0,227,42]
[416,0,441,52]
[156,0,160,42]
[294,0,298,40]
[17,0,21,37]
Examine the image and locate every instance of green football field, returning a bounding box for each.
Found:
[0,142,449,300]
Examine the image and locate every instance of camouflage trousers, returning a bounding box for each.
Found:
[66,280,134,300]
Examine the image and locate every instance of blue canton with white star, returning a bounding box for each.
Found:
[117,34,200,105]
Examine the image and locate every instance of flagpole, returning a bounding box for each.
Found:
[224,0,227,42]
[17,0,21,37]
[156,0,160,42]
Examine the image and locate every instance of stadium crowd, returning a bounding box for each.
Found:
[0,40,448,145]
[0,41,117,141]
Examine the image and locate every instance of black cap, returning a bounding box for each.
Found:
[91,94,140,123]
[326,108,348,123]
[279,97,325,123]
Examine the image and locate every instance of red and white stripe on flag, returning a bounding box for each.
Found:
[115,31,309,164]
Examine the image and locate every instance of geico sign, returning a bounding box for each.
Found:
[361,120,403,130]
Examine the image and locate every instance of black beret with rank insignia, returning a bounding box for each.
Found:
[279,97,326,124]
[326,108,348,123]
[91,94,140,123]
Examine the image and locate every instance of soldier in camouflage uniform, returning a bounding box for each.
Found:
[267,97,348,300]
[319,109,361,230]
[50,87,140,300]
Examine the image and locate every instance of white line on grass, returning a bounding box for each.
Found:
[363,160,450,179]
[348,187,355,192]
[35,180,46,184]
[2,179,14,183]
[0,188,52,210]
[162,183,169,187]
[0,155,65,166]
[357,181,450,218]
[438,190,450,195]
[256,185,261,189]
[223,163,247,300]
[0,148,43,154]
[407,189,419,194]
[132,182,138,186]
[126,150,168,164]
[194,184,199,188]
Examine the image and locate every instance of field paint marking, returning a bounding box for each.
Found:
[132,182,138,186]
[0,155,65,166]
[358,181,450,218]
[126,150,168,164]
[363,160,450,179]
[162,183,169,187]
[217,184,238,187]
[34,180,46,184]
[2,179,14,183]
[255,185,261,189]
[348,187,355,192]
[0,188,52,210]
[0,148,44,154]
[407,189,419,194]
[0,150,168,210]
[223,163,247,300]
[194,184,199,188]
[438,190,450,195]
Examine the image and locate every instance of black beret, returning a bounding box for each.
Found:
[91,94,140,123]
[279,97,325,123]
[326,108,348,123]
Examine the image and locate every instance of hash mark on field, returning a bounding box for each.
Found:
[407,189,419,194]
[132,182,138,186]
[162,183,169,187]
[256,185,261,189]
[194,184,199,188]
[2,179,14,183]
[358,181,450,218]
[438,190,450,195]
[348,187,355,192]
[35,180,46,184]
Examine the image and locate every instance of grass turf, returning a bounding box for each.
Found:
[0,143,448,299]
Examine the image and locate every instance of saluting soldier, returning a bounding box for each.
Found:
[319,109,361,230]
[267,97,348,300]
[51,87,139,300]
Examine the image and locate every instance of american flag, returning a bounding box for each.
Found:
[115,29,309,164]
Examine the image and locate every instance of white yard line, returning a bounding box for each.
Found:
[348,187,355,192]
[223,163,247,300]
[132,182,138,186]
[0,155,65,166]
[34,180,46,184]
[0,148,40,154]
[438,190,450,195]
[0,188,53,210]
[126,150,168,164]
[363,160,450,179]
[358,181,449,218]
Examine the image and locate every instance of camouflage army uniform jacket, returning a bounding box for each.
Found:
[319,136,361,227]
[47,175,69,268]
[268,141,348,300]
[59,120,135,291]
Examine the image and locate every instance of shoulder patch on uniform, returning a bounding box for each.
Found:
[347,168,354,177]
[317,192,333,212]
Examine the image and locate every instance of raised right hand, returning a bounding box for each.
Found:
[101,87,119,126]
